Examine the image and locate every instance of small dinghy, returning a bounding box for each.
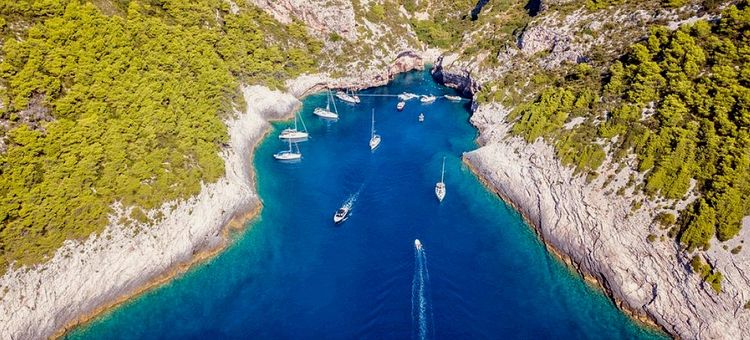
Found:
[397,101,406,111]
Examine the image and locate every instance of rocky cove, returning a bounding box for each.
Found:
[1,46,748,339]
[0,52,428,339]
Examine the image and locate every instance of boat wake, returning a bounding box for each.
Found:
[412,240,434,340]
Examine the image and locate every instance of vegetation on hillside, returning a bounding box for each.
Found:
[0,0,319,272]
[498,2,750,291]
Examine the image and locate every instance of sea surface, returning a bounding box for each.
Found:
[69,71,666,339]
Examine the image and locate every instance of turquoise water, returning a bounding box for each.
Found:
[69,71,665,339]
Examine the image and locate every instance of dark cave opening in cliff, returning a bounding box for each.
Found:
[525,0,542,16]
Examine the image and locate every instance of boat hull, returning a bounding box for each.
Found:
[435,182,446,202]
[314,108,339,119]
[369,135,381,150]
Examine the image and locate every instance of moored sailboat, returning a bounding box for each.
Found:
[369,109,381,151]
[279,112,309,140]
[314,90,339,119]
[336,89,360,104]
[435,157,446,202]
[273,140,302,161]
[420,95,437,104]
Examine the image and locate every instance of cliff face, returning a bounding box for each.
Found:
[464,104,750,339]
[246,0,357,40]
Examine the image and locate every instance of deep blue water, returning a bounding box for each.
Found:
[69,71,665,339]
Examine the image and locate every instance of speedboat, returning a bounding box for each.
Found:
[274,141,302,161]
[418,113,425,122]
[415,239,422,250]
[397,101,406,111]
[444,95,462,102]
[420,95,436,104]
[333,206,350,224]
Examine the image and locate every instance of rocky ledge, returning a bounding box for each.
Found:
[464,103,750,339]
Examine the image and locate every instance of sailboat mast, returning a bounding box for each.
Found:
[441,157,445,182]
[298,112,308,132]
[371,109,375,138]
[330,90,338,114]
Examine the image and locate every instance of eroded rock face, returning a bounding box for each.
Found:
[517,23,582,69]
[286,49,427,97]
[247,0,357,40]
[389,51,424,77]
[430,54,479,97]
[465,103,750,340]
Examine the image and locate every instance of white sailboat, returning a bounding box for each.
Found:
[314,90,339,119]
[418,113,425,122]
[279,112,309,140]
[273,140,302,161]
[369,109,381,150]
[396,101,406,111]
[435,157,446,202]
[336,89,360,104]
[421,95,437,104]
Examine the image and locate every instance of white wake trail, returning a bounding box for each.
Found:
[412,241,433,340]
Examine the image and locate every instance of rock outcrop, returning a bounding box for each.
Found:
[430,54,479,97]
[0,86,300,339]
[247,0,357,40]
[464,103,750,339]
[287,49,427,97]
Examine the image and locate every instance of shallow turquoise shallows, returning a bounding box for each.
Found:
[69,71,666,339]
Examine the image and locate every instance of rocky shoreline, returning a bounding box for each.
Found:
[0,50,428,339]
[0,85,300,339]
[460,102,750,339]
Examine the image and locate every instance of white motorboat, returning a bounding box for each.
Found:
[420,95,437,104]
[418,113,425,122]
[336,90,360,104]
[333,205,350,224]
[444,95,462,101]
[274,140,302,161]
[397,101,406,111]
[369,109,381,151]
[314,90,339,119]
[279,112,309,140]
[435,157,446,202]
[415,239,422,250]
